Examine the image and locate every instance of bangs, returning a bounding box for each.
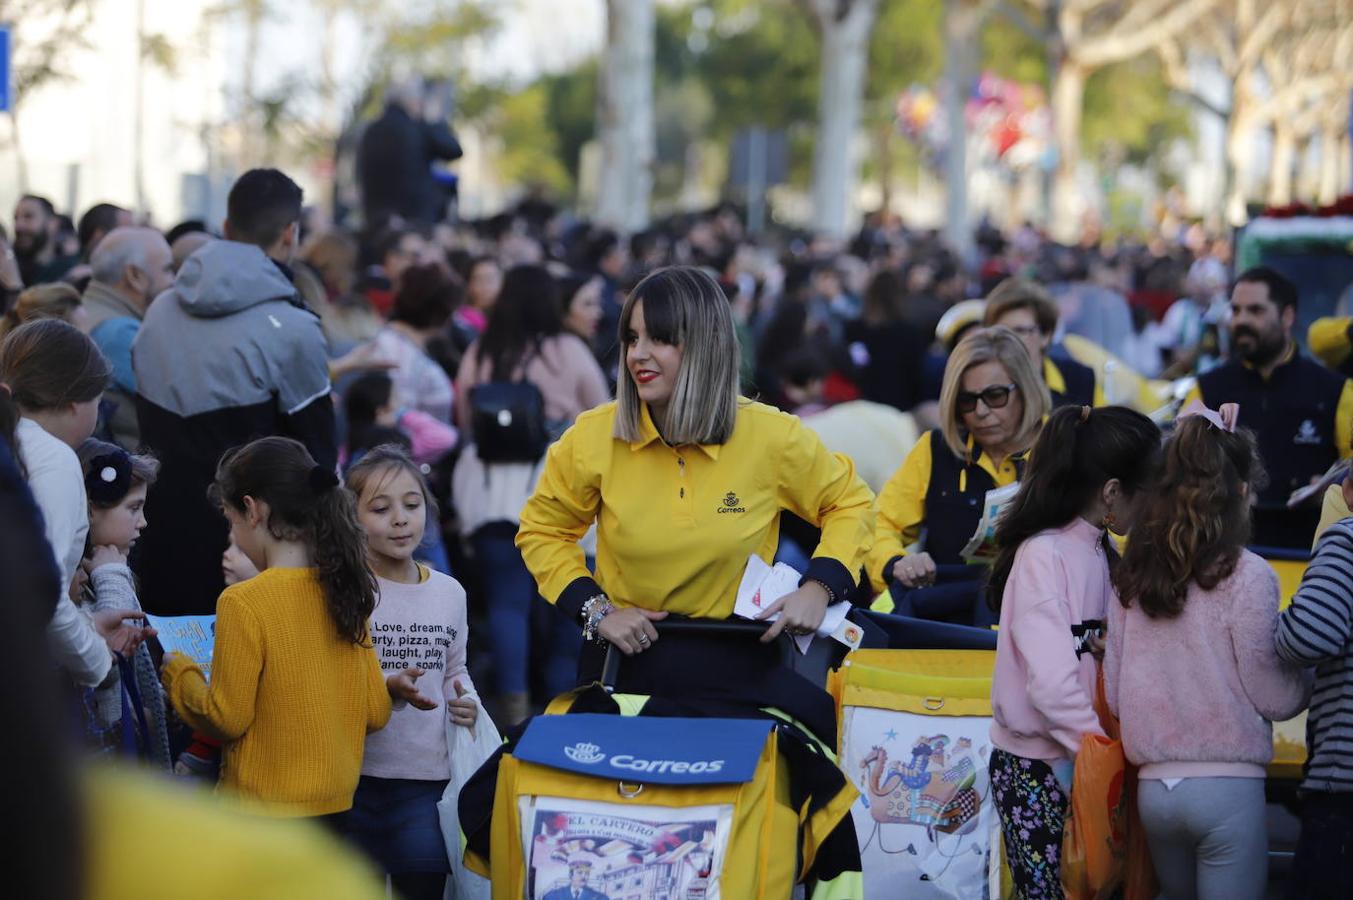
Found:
[624,277,687,346]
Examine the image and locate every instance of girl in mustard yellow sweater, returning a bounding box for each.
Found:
[162,437,393,817]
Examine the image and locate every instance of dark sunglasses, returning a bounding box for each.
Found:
[956,383,1018,414]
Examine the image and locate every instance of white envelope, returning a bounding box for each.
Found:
[733,554,856,654]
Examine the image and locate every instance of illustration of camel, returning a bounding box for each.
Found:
[859,739,980,837]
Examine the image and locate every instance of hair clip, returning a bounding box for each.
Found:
[1177,399,1238,433]
[1079,405,1091,423]
[85,451,133,504]
[308,464,340,495]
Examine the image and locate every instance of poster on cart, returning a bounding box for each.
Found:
[518,797,734,900]
[840,706,997,899]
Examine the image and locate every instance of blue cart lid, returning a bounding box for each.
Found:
[514,714,774,786]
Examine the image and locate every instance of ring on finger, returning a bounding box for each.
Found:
[637,634,650,644]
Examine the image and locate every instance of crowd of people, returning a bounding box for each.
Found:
[2,152,1352,900]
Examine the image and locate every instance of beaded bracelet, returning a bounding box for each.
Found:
[581,594,614,644]
[806,577,836,605]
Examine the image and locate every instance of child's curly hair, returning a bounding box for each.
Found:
[1114,416,1267,618]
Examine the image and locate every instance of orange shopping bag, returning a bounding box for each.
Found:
[1061,666,1129,899]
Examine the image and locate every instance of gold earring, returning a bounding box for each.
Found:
[1103,510,1117,531]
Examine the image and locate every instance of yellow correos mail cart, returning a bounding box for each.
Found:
[465,713,858,899]
[828,649,1000,900]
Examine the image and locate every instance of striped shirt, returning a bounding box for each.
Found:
[1276,518,1353,793]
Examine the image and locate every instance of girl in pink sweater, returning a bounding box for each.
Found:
[987,404,1162,899]
[1108,405,1307,900]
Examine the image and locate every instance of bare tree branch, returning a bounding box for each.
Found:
[1074,0,1218,68]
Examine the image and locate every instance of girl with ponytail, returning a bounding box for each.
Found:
[161,436,394,817]
[986,404,1161,899]
[1106,406,1306,898]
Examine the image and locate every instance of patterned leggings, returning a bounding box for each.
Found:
[989,748,1070,900]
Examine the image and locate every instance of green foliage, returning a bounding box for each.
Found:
[866,0,943,104]
[449,0,1191,203]
[981,12,1048,86]
[981,12,1191,176]
[539,61,598,183]
[693,1,819,135]
[378,0,501,80]
[1083,55,1192,168]
[490,83,572,193]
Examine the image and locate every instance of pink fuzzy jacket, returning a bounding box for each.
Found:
[1104,550,1309,777]
[990,518,1110,761]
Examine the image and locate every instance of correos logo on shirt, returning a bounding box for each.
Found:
[719,491,746,514]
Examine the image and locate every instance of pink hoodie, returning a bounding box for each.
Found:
[991,518,1109,761]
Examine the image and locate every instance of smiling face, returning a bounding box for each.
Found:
[625,300,685,422]
[356,466,428,566]
[959,359,1025,455]
[89,483,148,554]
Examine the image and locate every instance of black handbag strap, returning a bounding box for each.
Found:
[480,343,541,388]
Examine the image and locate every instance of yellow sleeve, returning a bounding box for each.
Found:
[515,425,601,605]
[1315,484,1352,548]
[866,434,933,593]
[1092,377,1107,408]
[363,643,392,733]
[163,592,262,742]
[1336,380,1353,460]
[775,415,876,589]
[1309,317,1353,369]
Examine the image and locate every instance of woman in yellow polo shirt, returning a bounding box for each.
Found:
[867,326,1049,626]
[516,266,874,663]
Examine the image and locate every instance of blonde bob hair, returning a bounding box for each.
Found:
[614,266,741,446]
[1,283,84,339]
[938,325,1049,460]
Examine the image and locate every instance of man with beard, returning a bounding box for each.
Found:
[11,195,79,287]
[1190,267,1353,548]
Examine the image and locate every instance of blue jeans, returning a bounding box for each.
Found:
[471,525,581,697]
[339,776,449,875]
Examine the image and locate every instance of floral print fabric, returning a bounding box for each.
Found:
[990,748,1069,899]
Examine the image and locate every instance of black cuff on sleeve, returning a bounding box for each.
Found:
[882,555,904,588]
[800,557,856,605]
[558,576,603,624]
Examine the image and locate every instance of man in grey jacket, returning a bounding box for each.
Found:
[132,169,336,616]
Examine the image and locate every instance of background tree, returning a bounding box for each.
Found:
[1019,0,1218,239]
[800,0,880,237]
[595,0,655,232]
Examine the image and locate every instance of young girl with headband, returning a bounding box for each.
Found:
[75,438,172,767]
[1108,402,1307,898]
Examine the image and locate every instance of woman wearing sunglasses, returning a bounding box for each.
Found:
[867,326,1050,626]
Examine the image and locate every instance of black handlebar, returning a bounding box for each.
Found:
[599,617,774,691]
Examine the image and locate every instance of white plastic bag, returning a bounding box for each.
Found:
[438,692,501,900]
